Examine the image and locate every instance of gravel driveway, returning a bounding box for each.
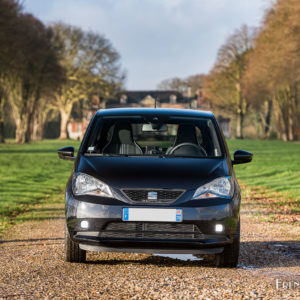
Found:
[0,208,299,299]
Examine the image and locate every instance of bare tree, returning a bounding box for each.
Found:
[0,0,22,142]
[157,77,187,94]
[50,23,125,139]
[245,0,300,141]
[6,14,63,143]
[0,0,63,143]
[204,25,255,138]
[0,1,124,143]
[157,74,205,97]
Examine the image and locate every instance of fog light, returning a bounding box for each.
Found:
[215,224,224,232]
[80,220,89,229]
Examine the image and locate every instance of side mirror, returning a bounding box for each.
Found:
[58,146,76,161]
[232,150,253,165]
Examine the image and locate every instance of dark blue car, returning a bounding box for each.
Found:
[58,108,252,267]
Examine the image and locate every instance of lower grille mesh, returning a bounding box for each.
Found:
[100,222,203,239]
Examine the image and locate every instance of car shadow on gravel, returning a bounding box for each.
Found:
[86,240,300,269]
[86,256,213,268]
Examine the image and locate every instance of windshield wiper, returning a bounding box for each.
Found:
[164,154,206,159]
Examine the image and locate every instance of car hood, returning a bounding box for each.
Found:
[77,155,230,190]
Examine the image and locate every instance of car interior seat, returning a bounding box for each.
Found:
[102,122,143,155]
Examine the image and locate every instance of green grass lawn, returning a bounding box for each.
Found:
[0,139,80,231]
[227,139,300,202]
[0,138,299,232]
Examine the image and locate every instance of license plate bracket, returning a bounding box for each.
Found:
[122,208,182,222]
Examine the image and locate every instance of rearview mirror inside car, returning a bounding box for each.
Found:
[142,123,168,132]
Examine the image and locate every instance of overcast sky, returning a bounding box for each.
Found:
[24,0,270,90]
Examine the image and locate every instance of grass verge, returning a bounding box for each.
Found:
[0,139,80,233]
[227,139,300,221]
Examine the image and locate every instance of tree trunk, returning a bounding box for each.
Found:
[273,97,284,140]
[24,109,34,143]
[236,111,241,138]
[0,121,4,143]
[264,99,272,137]
[282,104,290,141]
[59,108,69,139]
[236,110,244,139]
[239,110,244,139]
[0,91,5,143]
[236,84,245,139]
[32,104,44,141]
[25,84,42,143]
[288,104,294,141]
[15,116,26,143]
[258,99,272,139]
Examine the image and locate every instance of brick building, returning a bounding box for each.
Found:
[67,89,231,139]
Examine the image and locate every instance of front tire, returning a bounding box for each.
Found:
[65,225,86,263]
[215,220,240,268]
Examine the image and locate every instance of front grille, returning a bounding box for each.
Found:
[100,222,203,239]
[121,189,184,203]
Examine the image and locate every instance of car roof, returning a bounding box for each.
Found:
[95,108,215,118]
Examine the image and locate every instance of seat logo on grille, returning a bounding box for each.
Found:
[148,191,157,200]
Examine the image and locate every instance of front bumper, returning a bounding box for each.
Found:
[66,192,240,255]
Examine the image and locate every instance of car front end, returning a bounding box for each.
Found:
[66,163,240,256]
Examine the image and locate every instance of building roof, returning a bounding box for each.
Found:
[107,90,192,106]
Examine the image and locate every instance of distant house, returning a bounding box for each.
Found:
[67,88,231,139]
[106,89,212,111]
[67,122,83,140]
[106,90,191,109]
[67,96,100,140]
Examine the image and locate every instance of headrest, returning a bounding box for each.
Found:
[111,122,134,144]
[174,124,198,146]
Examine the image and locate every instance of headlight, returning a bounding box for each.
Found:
[192,177,232,199]
[72,173,113,198]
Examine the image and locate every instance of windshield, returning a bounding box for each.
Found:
[84,115,223,158]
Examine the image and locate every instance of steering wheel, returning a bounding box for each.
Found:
[167,143,207,156]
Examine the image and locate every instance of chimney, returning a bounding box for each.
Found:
[187,87,192,98]
[169,94,177,104]
[197,87,204,106]
[120,94,127,104]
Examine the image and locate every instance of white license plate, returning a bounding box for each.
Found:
[122,208,182,222]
